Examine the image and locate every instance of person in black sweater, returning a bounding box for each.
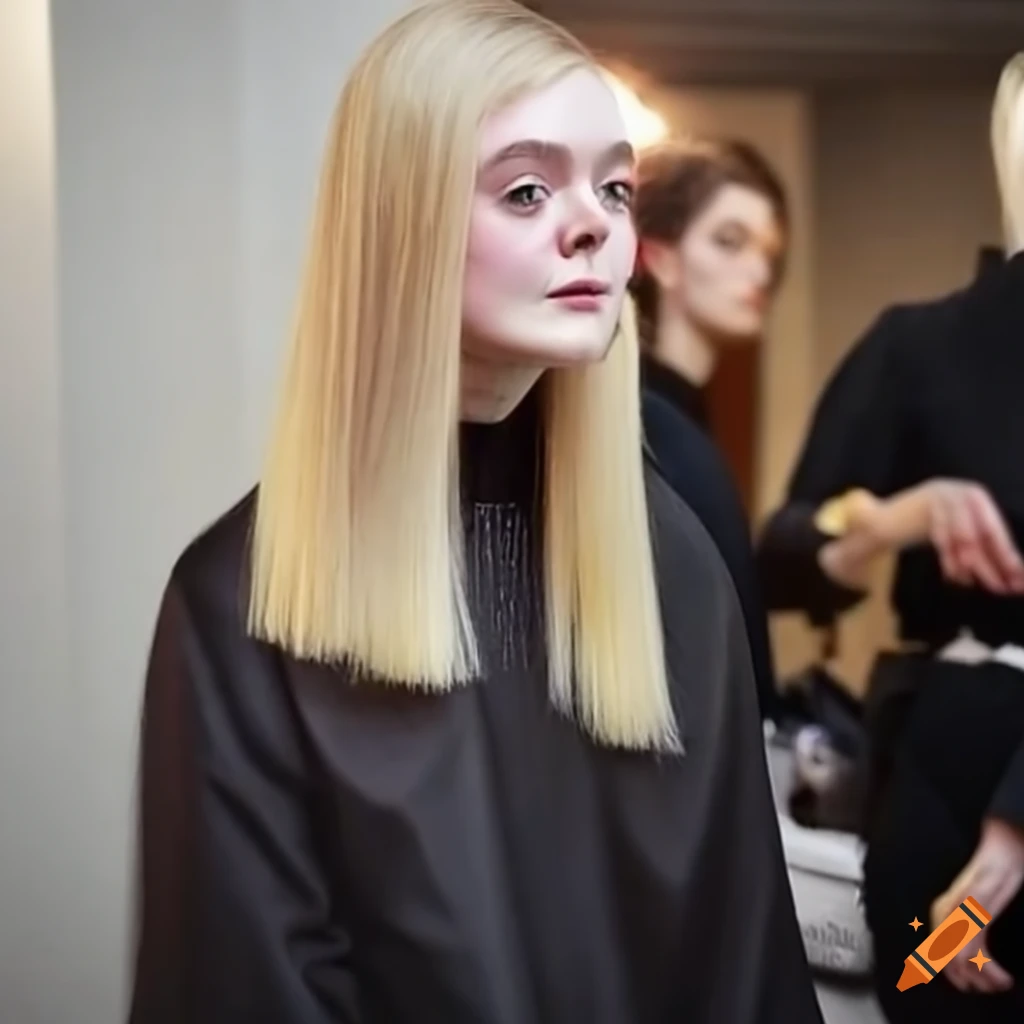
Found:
[643,390,781,723]
[630,137,790,724]
[756,53,1024,1023]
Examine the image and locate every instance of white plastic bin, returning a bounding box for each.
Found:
[778,814,874,977]
[766,730,873,977]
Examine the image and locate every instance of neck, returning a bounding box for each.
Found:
[652,302,717,387]
[1004,215,1024,257]
[460,354,545,423]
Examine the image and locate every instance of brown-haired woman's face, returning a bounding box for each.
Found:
[649,183,784,343]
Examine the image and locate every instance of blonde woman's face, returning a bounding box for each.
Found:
[462,68,637,368]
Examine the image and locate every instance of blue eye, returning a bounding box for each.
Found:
[504,183,548,210]
[601,180,634,210]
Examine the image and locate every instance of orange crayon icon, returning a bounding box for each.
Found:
[897,896,992,992]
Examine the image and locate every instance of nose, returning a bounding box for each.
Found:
[559,192,611,258]
[749,252,774,290]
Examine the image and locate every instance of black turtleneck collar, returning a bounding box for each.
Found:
[975,245,1004,279]
[459,383,543,507]
[962,247,1024,354]
[640,351,709,431]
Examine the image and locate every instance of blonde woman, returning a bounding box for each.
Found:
[127,3,821,1021]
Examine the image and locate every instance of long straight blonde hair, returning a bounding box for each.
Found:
[248,0,680,754]
[993,52,1024,253]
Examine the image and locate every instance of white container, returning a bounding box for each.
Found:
[778,810,874,977]
[766,732,874,977]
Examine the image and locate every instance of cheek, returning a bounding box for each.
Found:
[680,249,765,336]
[677,240,730,311]
[677,244,762,333]
[464,207,547,300]
[609,219,637,290]
[462,208,557,352]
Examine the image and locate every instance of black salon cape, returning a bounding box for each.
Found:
[127,399,821,1024]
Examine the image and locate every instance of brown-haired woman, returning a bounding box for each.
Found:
[633,138,788,724]
[632,137,788,428]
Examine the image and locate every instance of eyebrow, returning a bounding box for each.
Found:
[481,138,635,174]
[717,216,784,247]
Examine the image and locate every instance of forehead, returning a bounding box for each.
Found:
[478,68,629,160]
[697,183,780,233]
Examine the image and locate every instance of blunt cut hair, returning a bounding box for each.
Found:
[248,0,680,753]
[993,52,1024,253]
[630,137,788,336]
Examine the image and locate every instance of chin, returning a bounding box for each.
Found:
[536,332,614,366]
[713,316,765,346]
[498,326,616,367]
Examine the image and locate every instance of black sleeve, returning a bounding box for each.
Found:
[642,391,781,722]
[756,306,913,624]
[127,570,363,1024]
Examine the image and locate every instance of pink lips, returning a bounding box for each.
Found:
[547,279,610,311]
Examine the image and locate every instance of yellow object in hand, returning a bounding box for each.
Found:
[814,488,875,537]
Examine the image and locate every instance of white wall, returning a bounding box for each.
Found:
[52,5,248,1019]
[3,2,410,1021]
[238,2,412,461]
[1,4,79,1023]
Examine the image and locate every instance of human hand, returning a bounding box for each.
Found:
[878,480,1024,594]
[930,818,1024,993]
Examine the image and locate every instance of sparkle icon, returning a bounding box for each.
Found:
[969,949,991,972]
[909,918,923,932]
[897,897,992,992]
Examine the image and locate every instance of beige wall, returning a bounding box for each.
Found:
[643,85,825,678]
[645,87,818,522]
[811,88,1002,691]
[814,88,1002,381]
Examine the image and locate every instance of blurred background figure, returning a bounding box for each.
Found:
[757,52,1024,1024]
[632,139,789,723]
[632,137,788,431]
